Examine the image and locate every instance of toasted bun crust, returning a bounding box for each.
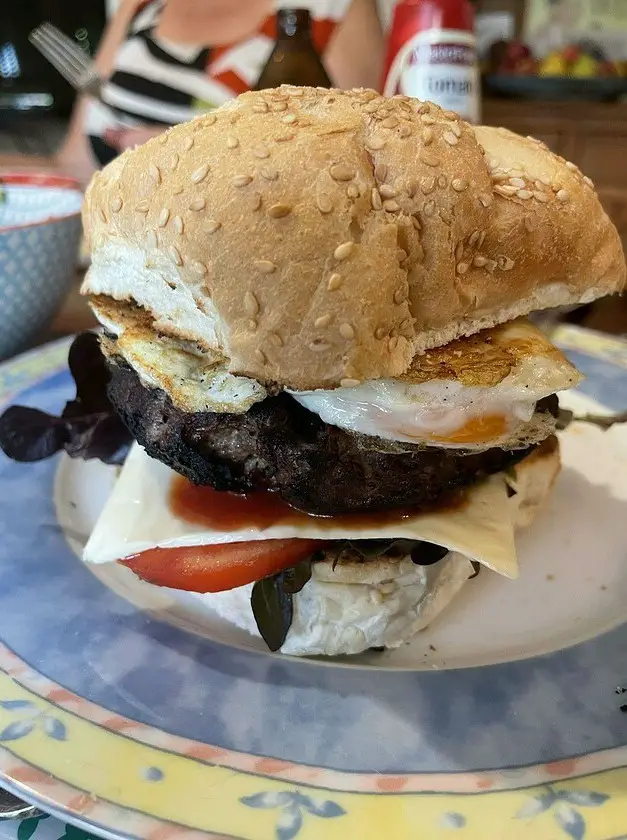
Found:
[82,87,625,389]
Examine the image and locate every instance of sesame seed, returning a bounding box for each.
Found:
[330,163,355,182]
[533,191,549,203]
[314,314,332,329]
[374,163,388,182]
[443,132,459,146]
[450,122,462,138]
[473,255,487,267]
[169,245,183,266]
[584,176,594,188]
[268,203,291,218]
[421,176,436,195]
[204,113,217,125]
[479,194,493,207]
[498,256,515,271]
[524,216,536,232]
[244,291,260,316]
[375,326,387,340]
[172,186,184,196]
[158,133,168,145]
[276,133,294,142]
[146,230,157,249]
[191,164,209,184]
[327,273,342,291]
[206,220,221,234]
[412,215,422,231]
[310,341,330,352]
[420,151,440,167]
[363,102,379,114]
[341,378,361,388]
[111,196,123,212]
[556,189,570,202]
[468,230,480,247]
[398,125,412,138]
[272,101,288,112]
[389,336,399,351]
[452,178,468,192]
[565,161,578,171]
[442,110,457,121]
[253,102,269,113]
[406,180,418,198]
[149,164,161,184]
[334,242,354,261]
[509,177,526,188]
[251,192,262,211]
[347,184,360,199]
[226,135,239,149]
[494,184,518,197]
[260,166,278,181]
[253,145,271,159]
[383,199,400,212]
[171,154,179,171]
[135,202,150,214]
[423,200,436,217]
[254,349,267,365]
[316,194,333,213]
[98,207,107,223]
[382,116,399,129]
[190,198,206,211]
[485,259,497,272]
[379,184,397,199]
[455,242,464,261]
[254,260,276,274]
[421,127,434,145]
[393,288,407,304]
[421,114,436,125]
[173,215,184,234]
[158,208,170,227]
[248,320,258,332]
[233,175,253,187]
[269,332,284,347]
[340,323,355,341]
[457,262,469,275]
[517,189,533,200]
[366,136,386,151]
[189,260,208,275]
[438,175,448,188]
[183,136,194,152]
[281,114,297,124]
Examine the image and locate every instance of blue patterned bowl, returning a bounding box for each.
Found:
[0,174,83,360]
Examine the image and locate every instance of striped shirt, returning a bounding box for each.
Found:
[85,0,352,165]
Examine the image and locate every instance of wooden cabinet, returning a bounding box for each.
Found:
[483,99,627,248]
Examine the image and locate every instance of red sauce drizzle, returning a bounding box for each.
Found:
[168,475,466,531]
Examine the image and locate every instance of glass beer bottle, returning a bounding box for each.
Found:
[255,8,332,90]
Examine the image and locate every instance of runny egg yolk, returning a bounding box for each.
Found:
[399,414,509,445]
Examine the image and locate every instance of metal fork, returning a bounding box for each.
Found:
[29,22,102,97]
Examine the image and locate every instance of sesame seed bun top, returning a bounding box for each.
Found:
[82,86,625,389]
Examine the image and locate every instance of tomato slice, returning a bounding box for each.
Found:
[119,539,325,593]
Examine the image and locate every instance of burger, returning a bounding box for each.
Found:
[3,87,625,656]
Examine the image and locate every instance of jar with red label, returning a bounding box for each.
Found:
[382,0,480,124]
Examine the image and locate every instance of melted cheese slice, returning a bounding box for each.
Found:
[84,444,519,579]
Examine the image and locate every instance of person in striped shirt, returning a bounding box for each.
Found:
[6,0,384,184]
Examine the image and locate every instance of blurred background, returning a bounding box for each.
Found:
[0,0,626,353]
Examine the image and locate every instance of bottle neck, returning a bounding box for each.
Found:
[276,8,313,41]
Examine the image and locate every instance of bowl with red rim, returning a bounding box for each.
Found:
[0,173,83,360]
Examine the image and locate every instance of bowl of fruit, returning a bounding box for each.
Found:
[484,39,627,101]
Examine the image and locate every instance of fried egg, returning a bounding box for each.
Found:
[291,319,581,450]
